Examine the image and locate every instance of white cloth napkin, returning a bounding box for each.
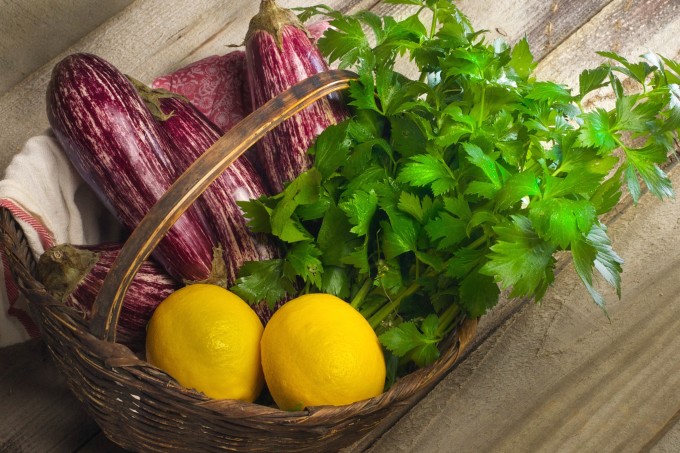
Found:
[0,132,114,347]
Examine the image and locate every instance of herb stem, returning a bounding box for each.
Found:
[576,100,585,113]
[429,3,438,39]
[478,84,486,127]
[435,302,461,338]
[613,134,630,153]
[418,2,438,84]
[350,278,373,309]
[360,301,382,320]
[368,281,421,329]
[468,234,488,250]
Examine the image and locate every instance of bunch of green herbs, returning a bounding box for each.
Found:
[232,0,680,378]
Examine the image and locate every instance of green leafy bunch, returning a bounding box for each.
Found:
[233,0,680,376]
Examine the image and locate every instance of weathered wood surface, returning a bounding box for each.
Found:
[0,340,102,452]
[369,163,680,452]
[0,0,134,94]
[1,0,679,451]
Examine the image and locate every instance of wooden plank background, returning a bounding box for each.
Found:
[1,0,679,451]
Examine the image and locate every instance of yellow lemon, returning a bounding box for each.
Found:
[260,293,386,411]
[145,284,264,402]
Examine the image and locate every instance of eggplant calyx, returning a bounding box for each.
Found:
[184,245,229,288]
[127,75,189,122]
[37,244,98,303]
[245,0,310,49]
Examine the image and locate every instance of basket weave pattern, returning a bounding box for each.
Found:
[1,206,476,451]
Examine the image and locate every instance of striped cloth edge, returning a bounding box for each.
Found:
[0,199,56,339]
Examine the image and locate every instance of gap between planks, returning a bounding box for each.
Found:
[1,0,679,451]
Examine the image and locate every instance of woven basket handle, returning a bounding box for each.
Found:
[90,69,358,342]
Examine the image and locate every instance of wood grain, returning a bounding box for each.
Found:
[0,0,133,93]
[0,339,101,452]
[534,0,680,88]
[367,162,680,452]
[456,0,615,59]
[1,0,680,452]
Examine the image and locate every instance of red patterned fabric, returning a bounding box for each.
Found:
[152,51,250,132]
[0,199,54,339]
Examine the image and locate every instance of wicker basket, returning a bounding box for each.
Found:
[0,69,478,452]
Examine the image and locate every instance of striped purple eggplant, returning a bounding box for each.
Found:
[37,243,180,351]
[245,0,348,193]
[46,53,220,283]
[132,80,280,288]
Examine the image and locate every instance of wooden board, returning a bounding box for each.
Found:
[365,0,680,449]
[0,340,102,452]
[367,163,680,452]
[1,0,679,451]
[0,0,133,93]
